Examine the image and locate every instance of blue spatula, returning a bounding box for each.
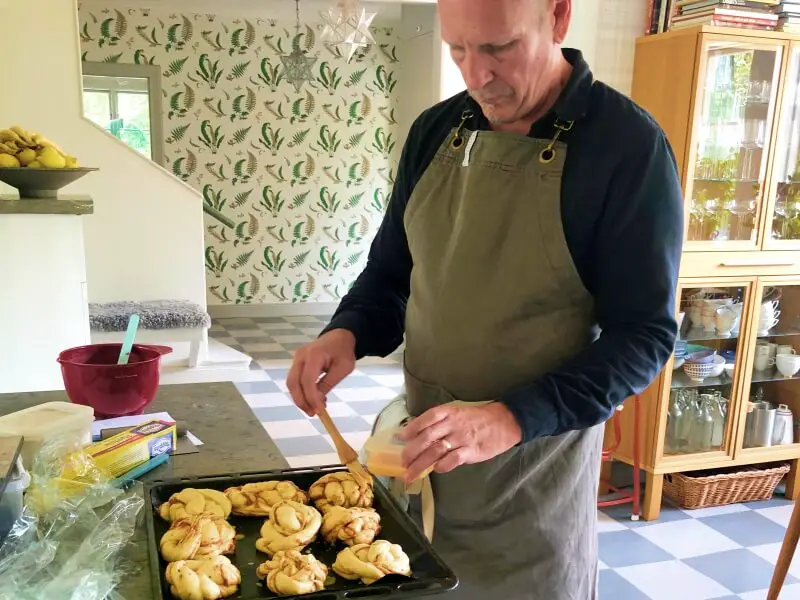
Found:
[117,314,140,365]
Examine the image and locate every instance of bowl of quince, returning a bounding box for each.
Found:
[0,125,97,199]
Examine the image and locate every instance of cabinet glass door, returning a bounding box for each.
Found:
[766,46,800,247]
[686,40,783,249]
[740,281,800,453]
[664,285,750,458]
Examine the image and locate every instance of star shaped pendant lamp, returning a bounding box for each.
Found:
[320,0,377,63]
[282,0,318,92]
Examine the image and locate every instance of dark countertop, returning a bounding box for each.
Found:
[0,381,289,598]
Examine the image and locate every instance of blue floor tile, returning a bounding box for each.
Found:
[742,495,792,509]
[274,435,334,457]
[251,405,305,422]
[311,416,372,434]
[264,368,291,380]
[334,376,386,389]
[699,511,789,547]
[683,548,796,594]
[235,380,283,394]
[599,530,675,568]
[598,570,651,600]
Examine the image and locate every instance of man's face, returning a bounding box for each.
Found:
[439,0,570,125]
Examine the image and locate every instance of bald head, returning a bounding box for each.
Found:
[438,0,571,128]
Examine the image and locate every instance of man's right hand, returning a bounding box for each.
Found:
[286,328,357,416]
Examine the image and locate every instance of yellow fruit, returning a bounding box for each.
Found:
[65,156,79,168]
[16,148,36,166]
[27,161,41,169]
[38,146,66,169]
[0,153,20,167]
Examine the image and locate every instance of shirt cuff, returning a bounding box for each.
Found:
[499,383,559,444]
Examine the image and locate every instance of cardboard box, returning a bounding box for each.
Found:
[80,420,176,479]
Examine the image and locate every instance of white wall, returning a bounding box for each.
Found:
[398,4,440,137]
[0,0,206,308]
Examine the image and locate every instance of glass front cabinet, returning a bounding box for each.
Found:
[618,28,800,520]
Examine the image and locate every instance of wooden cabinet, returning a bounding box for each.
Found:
[618,26,800,520]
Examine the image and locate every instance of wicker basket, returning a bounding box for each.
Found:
[663,463,790,510]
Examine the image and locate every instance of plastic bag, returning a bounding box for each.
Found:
[0,434,145,600]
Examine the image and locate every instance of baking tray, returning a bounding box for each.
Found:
[145,465,458,599]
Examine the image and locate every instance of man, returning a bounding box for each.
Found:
[287,0,683,597]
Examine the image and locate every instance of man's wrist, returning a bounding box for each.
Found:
[487,401,523,447]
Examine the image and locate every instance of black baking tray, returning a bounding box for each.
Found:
[144,465,458,599]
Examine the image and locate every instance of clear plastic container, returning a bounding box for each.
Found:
[0,402,94,469]
[363,427,407,478]
[0,456,30,540]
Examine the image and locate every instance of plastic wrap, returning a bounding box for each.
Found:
[0,434,145,600]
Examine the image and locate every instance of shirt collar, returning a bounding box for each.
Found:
[462,47,594,126]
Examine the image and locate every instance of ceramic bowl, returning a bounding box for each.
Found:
[683,362,715,382]
[708,354,727,378]
[673,356,686,370]
[687,350,717,364]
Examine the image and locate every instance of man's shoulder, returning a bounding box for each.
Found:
[586,81,668,149]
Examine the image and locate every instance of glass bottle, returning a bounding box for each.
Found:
[667,392,684,453]
[692,397,715,452]
[710,391,726,449]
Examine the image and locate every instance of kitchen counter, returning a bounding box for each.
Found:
[0,381,289,598]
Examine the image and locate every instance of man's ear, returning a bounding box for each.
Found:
[552,0,571,44]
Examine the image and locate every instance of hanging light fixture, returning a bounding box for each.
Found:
[319,0,377,63]
[281,0,318,93]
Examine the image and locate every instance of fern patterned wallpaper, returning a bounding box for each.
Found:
[77,5,403,306]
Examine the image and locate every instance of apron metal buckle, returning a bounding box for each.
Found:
[451,110,474,150]
[539,118,574,164]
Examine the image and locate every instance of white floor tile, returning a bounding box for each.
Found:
[367,374,405,388]
[749,542,800,579]
[245,392,294,408]
[680,503,751,519]
[285,316,320,323]
[755,504,795,527]
[633,519,740,559]
[356,356,400,366]
[616,560,732,600]
[333,387,399,403]
[287,453,342,468]
[598,560,609,571]
[256,359,294,369]
[740,583,800,600]
[260,322,298,330]
[325,403,358,417]
[262,419,319,440]
[343,431,371,451]
[596,510,628,533]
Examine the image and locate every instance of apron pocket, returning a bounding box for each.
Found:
[403,363,523,526]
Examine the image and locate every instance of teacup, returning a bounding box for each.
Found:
[755,354,776,371]
[776,354,800,378]
[777,345,796,356]
[715,306,740,335]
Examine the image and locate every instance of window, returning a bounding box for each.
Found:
[80,62,164,164]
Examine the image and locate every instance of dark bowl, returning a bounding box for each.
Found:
[0,167,98,199]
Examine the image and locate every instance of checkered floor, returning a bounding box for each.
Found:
[210,316,800,600]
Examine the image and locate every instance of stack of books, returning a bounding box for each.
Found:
[777,1,800,32]
[664,0,779,31]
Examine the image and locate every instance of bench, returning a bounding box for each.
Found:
[88,300,211,368]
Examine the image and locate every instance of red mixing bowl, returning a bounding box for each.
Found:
[57,343,173,419]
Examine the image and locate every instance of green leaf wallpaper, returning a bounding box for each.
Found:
[77,6,402,305]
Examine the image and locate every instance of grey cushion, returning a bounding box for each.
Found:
[89,300,211,332]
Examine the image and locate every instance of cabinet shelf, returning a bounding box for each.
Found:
[671,370,734,389]
[681,328,739,343]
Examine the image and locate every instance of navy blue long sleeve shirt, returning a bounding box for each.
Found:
[322,49,683,443]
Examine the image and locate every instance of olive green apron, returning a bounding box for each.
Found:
[400,115,603,599]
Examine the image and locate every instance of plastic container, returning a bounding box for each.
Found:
[0,401,94,469]
[363,427,407,478]
[0,456,30,540]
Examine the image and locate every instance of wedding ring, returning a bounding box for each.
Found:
[440,438,453,452]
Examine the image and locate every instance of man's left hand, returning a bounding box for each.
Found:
[399,402,523,483]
